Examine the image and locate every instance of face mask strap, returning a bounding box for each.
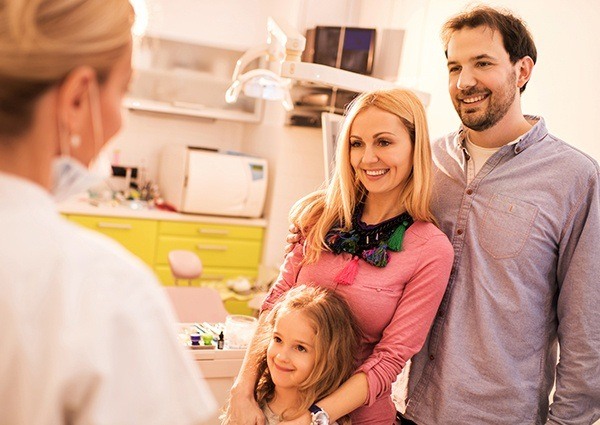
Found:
[57,115,72,157]
[87,78,105,156]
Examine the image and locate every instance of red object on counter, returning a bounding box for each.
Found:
[154,199,178,212]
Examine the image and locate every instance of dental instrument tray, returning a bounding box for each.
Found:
[189,343,216,350]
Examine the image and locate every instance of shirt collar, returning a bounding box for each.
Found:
[0,171,57,213]
[455,115,548,155]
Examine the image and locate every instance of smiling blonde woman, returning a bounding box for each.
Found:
[224,88,454,425]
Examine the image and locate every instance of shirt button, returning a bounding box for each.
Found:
[457,229,463,235]
[466,189,473,195]
[429,355,435,361]
[376,288,381,292]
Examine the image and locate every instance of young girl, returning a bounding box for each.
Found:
[246,285,360,424]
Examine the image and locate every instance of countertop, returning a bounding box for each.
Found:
[58,197,268,227]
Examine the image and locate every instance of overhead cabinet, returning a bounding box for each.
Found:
[126,0,278,122]
[127,36,262,123]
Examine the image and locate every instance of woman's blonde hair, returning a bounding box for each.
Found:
[252,285,360,423]
[0,0,134,137]
[291,88,435,264]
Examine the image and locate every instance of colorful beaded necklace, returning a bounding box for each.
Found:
[325,202,413,284]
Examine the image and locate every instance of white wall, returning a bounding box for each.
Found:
[242,104,326,269]
[358,0,600,160]
[110,110,245,181]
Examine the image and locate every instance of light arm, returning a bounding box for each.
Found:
[267,17,306,62]
[281,61,431,106]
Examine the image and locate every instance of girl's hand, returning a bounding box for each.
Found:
[221,393,265,425]
[280,411,311,425]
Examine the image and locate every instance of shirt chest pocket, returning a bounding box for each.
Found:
[479,193,538,259]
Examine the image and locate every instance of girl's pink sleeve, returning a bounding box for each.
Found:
[357,233,454,406]
[260,243,305,312]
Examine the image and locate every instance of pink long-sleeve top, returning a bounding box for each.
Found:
[262,221,453,424]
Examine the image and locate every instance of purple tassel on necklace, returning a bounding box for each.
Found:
[362,245,390,267]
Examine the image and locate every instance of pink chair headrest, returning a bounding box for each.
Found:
[168,250,203,280]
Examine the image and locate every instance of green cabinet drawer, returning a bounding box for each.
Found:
[155,236,261,268]
[68,215,157,266]
[159,221,263,241]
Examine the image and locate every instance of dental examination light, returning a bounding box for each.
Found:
[225,18,303,111]
[225,68,293,110]
[225,17,430,109]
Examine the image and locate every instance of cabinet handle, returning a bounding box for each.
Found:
[97,222,132,230]
[196,244,228,251]
[198,228,229,236]
[201,274,226,280]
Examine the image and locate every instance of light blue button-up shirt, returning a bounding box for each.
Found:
[405,117,600,424]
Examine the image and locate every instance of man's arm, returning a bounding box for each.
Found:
[548,169,600,424]
[280,373,369,425]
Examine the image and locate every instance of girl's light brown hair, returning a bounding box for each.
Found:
[291,88,435,264]
[251,285,360,422]
[0,0,134,137]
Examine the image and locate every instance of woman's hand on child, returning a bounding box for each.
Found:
[221,392,265,425]
[284,224,302,255]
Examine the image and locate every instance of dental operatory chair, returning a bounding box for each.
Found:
[165,250,229,323]
[168,250,203,286]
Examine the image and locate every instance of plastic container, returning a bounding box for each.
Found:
[224,315,257,349]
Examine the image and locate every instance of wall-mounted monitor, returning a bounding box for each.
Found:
[304,27,376,75]
[321,112,345,183]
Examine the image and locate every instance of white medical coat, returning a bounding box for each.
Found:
[0,172,216,424]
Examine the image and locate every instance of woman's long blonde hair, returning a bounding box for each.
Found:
[291,88,435,264]
[251,285,360,423]
[0,0,133,137]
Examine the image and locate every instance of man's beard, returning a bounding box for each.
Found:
[455,72,517,132]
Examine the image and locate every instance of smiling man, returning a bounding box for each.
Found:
[401,5,600,425]
[446,28,530,137]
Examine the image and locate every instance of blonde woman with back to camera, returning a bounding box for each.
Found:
[223,88,454,425]
[0,0,216,423]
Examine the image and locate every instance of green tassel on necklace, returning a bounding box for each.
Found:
[388,220,409,252]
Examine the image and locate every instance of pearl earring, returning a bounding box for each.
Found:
[70,134,81,148]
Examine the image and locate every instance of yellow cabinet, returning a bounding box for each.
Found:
[67,215,157,266]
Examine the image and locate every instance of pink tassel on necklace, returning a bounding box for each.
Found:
[334,256,360,285]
